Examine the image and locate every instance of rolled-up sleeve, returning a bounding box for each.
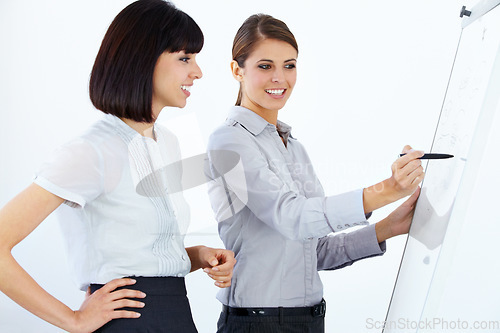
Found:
[323,189,369,232]
[207,126,368,241]
[316,224,386,271]
[33,138,103,209]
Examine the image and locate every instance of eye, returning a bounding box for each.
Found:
[258,64,271,70]
[180,57,190,63]
[285,63,296,69]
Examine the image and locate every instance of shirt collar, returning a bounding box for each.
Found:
[276,120,293,142]
[103,114,157,141]
[226,106,294,138]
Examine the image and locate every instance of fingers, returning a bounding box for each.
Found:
[204,265,234,278]
[405,186,421,206]
[396,160,423,185]
[390,148,425,197]
[205,273,232,287]
[91,278,146,303]
[203,259,236,288]
[93,287,145,319]
[210,274,233,288]
[411,169,425,186]
[111,310,142,320]
[207,249,236,271]
[109,288,147,302]
[214,280,232,288]
[89,278,146,311]
[199,248,236,288]
[99,278,137,294]
[414,185,422,196]
[75,277,149,332]
[208,257,219,267]
[209,257,236,274]
[401,157,423,172]
[401,145,413,154]
[204,261,235,287]
[397,149,424,165]
[112,298,146,310]
[384,187,421,239]
[405,162,424,183]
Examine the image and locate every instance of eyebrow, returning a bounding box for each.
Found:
[257,58,297,63]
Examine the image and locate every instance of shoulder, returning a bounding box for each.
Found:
[68,117,122,151]
[208,122,255,150]
[43,118,126,171]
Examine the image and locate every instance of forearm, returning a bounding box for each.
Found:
[316,224,386,271]
[363,178,399,214]
[0,252,77,332]
[374,218,393,243]
[0,184,79,331]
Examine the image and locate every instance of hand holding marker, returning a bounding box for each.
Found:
[399,153,454,160]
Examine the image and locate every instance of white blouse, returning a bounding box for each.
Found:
[34,114,191,290]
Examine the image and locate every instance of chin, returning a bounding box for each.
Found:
[267,102,287,111]
[175,100,187,109]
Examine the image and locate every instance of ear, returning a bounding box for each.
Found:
[231,60,244,82]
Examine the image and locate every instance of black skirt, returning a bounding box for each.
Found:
[90,276,198,333]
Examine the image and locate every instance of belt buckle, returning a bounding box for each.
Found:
[312,299,326,317]
[248,309,266,316]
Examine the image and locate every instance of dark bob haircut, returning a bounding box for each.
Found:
[89,0,204,123]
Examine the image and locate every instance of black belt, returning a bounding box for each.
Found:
[222,299,326,318]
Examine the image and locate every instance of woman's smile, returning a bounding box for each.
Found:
[265,88,286,97]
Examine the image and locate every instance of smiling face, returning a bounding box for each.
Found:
[152,50,202,118]
[233,39,297,121]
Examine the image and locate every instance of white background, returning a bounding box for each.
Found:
[0,0,478,332]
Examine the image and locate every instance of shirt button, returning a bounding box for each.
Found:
[177,273,183,277]
[182,255,186,261]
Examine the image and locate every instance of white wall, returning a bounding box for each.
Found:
[0,1,476,332]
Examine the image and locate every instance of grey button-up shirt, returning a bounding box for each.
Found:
[206,106,385,308]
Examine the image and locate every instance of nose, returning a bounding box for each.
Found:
[272,67,284,83]
[191,60,203,80]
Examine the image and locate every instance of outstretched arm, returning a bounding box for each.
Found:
[316,187,420,271]
[0,184,144,333]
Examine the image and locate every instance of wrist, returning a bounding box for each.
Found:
[67,310,83,333]
[375,218,393,243]
[380,178,401,202]
[363,179,398,213]
[186,246,207,272]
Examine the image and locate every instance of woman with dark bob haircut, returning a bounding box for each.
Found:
[0,1,235,332]
[206,14,424,332]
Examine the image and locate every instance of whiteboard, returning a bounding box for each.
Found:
[384,1,500,331]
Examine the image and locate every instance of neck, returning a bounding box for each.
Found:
[120,118,156,140]
[240,102,279,126]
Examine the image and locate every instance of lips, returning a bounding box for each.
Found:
[181,85,191,97]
